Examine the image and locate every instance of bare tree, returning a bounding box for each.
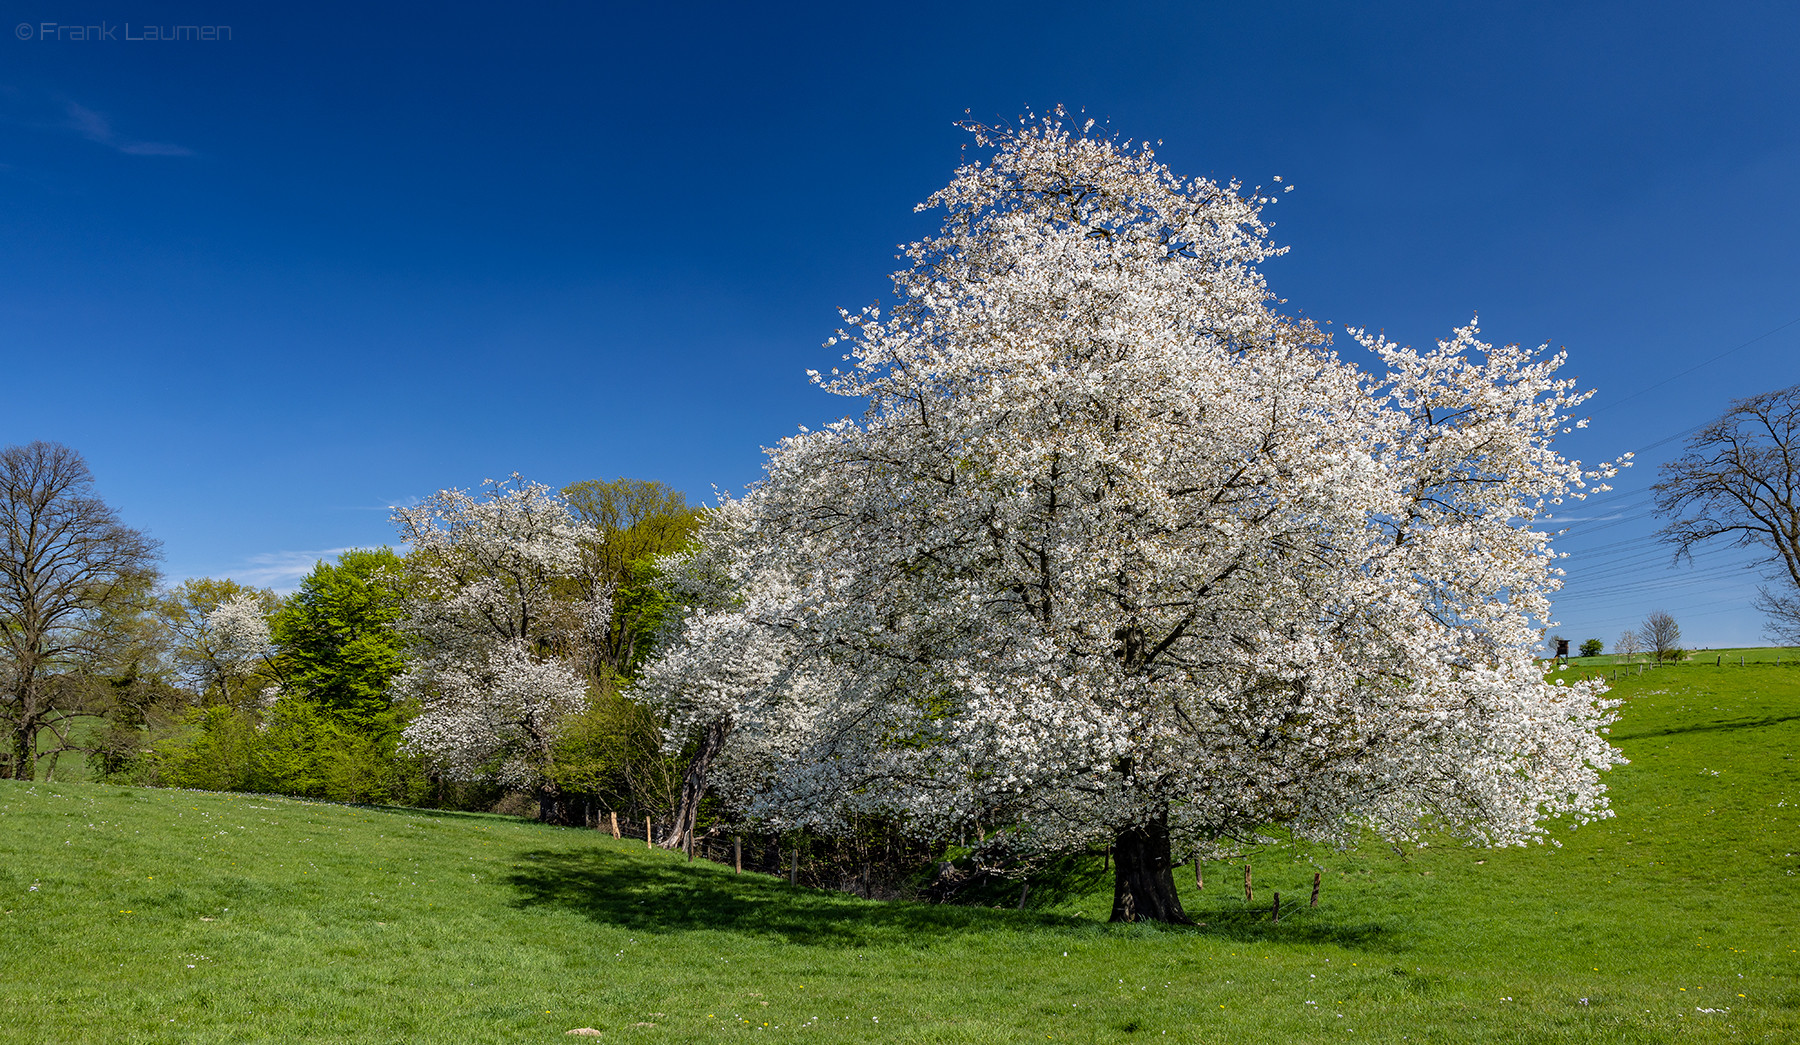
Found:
[1654,384,1800,642]
[1641,611,1682,663]
[0,442,160,779]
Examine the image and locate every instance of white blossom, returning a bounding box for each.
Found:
[643,111,1626,868]
[396,638,589,788]
[395,476,606,788]
[205,593,276,675]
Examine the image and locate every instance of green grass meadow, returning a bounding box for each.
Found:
[3,661,1796,1043]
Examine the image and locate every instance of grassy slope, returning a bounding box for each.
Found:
[1,664,1796,1044]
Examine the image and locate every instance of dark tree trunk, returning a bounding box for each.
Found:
[6,727,33,781]
[537,787,588,826]
[661,717,730,850]
[1109,814,1191,924]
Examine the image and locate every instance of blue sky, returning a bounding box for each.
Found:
[3,1,1797,647]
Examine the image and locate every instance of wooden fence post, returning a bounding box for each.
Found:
[1244,863,1253,903]
[788,846,799,885]
[609,811,620,840]
[1017,883,1031,909]
[1195,852,1204,889]
[734,835,742,874]
[1272,891,1281,923]
[1310,871,1321,907]
[645,815,652,850]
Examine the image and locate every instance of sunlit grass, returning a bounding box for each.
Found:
[1,661,1795,1042]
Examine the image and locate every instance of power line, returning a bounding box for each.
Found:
[1543,508,1661,541]
[1557,542,1760,581]
[1554,595,1758,632]
[1542,492,1659,524]
[1554,577,1752,605]
[1589,315,1800,416]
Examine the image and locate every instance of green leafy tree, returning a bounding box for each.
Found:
[553,479,705,826]
[1579,638,1604,658]
[154,551,414,802]
[561,478,703,679]
[270,549,408,737]
[79,585,186,783]
[158,697,420,804]
[247,698,409,802]
[545,684,683,817]
[156,704,258,791]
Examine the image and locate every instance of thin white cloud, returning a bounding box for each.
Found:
[62,100,193,156]
[62,102,109,140]
[231,548,359,589]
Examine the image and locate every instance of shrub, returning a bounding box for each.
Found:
[156,698,428,804]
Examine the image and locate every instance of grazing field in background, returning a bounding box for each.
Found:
[1565,646,1799,669]
[2,661,1796,1044]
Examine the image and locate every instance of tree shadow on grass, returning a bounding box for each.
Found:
[503,846,1401,953]
[1614,713,1800,742]
[504,846,1085,947]
[949,851,1111,910]
[952,852,1399,952]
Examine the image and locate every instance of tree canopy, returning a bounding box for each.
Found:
[271,548,409,734]
[640,112,1625,922]
[157,577,282,708]
[1653,384,1800,643]
[562,477,703,678]
[393,477,604,792]
[0,441,161,779]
